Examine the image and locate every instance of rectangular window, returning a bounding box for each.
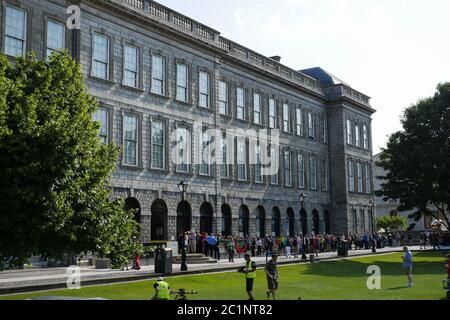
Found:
[220,133,228,178]
[310,156,317,190]
[320,116,327,142]
[253,93,261,124]
[151,120,165,170]
[355,124,360,147]
[283,103,290,132]
[296,108,304,136]
[46,20,64,57]
[237,139,247,181]
[270,146,278,185]
[365,164,371,194]
[255,144,262,183]
[321,157,329,191]
[199,71,209,108]
[298,154,305,188]
[269,98,276,128]
[123,45,139,88]
[357,163,363,193]
[92,33,109,79]
[123,114,138,166]
[348,160,355,192]
[4,6,26,57]
[93,107,108,144]
[284,150,292,187]
[176,63,188,102]
[237,87,246,120]
[308,112,314,138]
[151,55,165,95]
[363,124,369,149]
[200,130,211,175]
[346,119,353,145]
[218,81,228,115]
[176,127,190,172]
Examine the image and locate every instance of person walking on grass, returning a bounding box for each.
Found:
[240,253,256,300]
[265,253,279,300]
[402,246,413,287]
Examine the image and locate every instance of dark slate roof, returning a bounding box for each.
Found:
[300,67,349,87]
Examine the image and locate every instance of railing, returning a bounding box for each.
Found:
[116,0,370,105]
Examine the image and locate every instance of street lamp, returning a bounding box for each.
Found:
[178,181,188,271]
[299,193,307,260]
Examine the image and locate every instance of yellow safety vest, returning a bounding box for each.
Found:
[155,281,170,299]
[245,260,256,279]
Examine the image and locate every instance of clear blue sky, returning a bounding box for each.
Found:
[157,0,450,154]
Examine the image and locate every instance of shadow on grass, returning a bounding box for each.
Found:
[300,251,447,278]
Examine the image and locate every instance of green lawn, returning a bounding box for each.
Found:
[1,251,449,300]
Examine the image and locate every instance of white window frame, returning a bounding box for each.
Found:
[346,119,353,145]
[176,127,190,173]
[93,107,108,144]
[220,133,228,178]
[218,81,228,115]
[151,55,166,95]
[269,98,276,129]
[348,160,355,192]
[151,120,165,170]
[200,129,211,175]
[92,33,110,80]
[176,63,188,102]
[296,107,304,136]
[308,112,314,138]
[284,150,292,187]
[283,103,290,133]
[123,44,139,88]
[365,164,371,194]
[363,124,369,149]
[270,146,278,185]
[310,156,317,190]
[123,114,139,166]
[199,71,210,108]
[237,138,247,181]
[253,93,261,125]
[255,144,263,183]
[357,162,363,192]
[355,124,361,147]
[46,20,65,58]
[298,153,305,189]
[320,116,327,142]
[4,6,27,57]
[236,87,246,120]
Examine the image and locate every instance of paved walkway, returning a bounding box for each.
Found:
[1,245,448,295]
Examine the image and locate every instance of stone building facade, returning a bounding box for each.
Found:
[0,0,376,241]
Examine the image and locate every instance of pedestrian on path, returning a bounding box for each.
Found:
[265,254,279,300]
[238,253,256,300]
[402,246,413,287]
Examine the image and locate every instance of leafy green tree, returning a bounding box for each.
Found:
[0,51,142,269]
[376,215,407,232]
[376,83,450,230]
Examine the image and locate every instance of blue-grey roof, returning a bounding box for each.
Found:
[300,67,349,87]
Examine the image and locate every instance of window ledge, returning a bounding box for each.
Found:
[120,83,144,93]
[89,75,116,86]
[120,164,144,171]
[149,91,170,100]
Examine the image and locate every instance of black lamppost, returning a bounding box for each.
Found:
[178,181,188,271]
[369,199,376,253]
[299,193,307,260]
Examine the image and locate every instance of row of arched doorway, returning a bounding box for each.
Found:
[123,197,331,240]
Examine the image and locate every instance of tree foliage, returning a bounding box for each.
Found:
[0,51,142,269]
[376,215,407,231]
[376,83,450,230]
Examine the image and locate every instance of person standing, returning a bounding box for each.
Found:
[213,236,221,261]
[402,246,413,287]
[227,237,235,262]
[265,254,279,300]
[242,253,256,300]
